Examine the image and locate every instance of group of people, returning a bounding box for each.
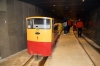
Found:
[62,17,84,37]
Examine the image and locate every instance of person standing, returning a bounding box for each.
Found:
[73,21,77,31]
[62,17,68,35]
[76,19,84,37]
[67,18,71,33]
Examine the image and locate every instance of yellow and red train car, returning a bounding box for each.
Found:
[26,16,61,57]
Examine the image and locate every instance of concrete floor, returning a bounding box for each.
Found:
[0,50,32,66]
[44,28,100,66]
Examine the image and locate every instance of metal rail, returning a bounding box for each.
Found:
[22,55,48,66]
[22,56,34,66]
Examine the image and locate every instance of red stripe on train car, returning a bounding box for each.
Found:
[27,40,52,56]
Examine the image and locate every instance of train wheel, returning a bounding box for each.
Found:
[34,55,42,60]
[34,55,38,60]
[48,56,52,59]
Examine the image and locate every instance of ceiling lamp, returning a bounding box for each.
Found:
[66,7,68,8]
[82,0,84,2]
[82,9,84,10]
[53,5,55,6]
[70,11,72,12]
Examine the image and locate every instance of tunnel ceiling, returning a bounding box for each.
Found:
[19,0,100,19]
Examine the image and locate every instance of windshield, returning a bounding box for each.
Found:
[26,18,50,29]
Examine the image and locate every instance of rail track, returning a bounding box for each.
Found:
[22,55,48,66]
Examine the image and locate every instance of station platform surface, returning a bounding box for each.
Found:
[0,27,100,66]
[44,28,100,66]
[0,50,32,66]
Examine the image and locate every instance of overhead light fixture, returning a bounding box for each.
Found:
[53,10,54,11]
[66,7,68,8]
[53,5,55,6]
[70,11,72,12]
[82,0,84,2]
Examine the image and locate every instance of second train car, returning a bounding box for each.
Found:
[26,16,61,58]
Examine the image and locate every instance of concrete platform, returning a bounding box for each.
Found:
[44,28,95,66]
[0,50,31,66]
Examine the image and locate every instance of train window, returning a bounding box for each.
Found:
[34,19,44,24]
[27,19,33,29]
[33,18,50,29]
